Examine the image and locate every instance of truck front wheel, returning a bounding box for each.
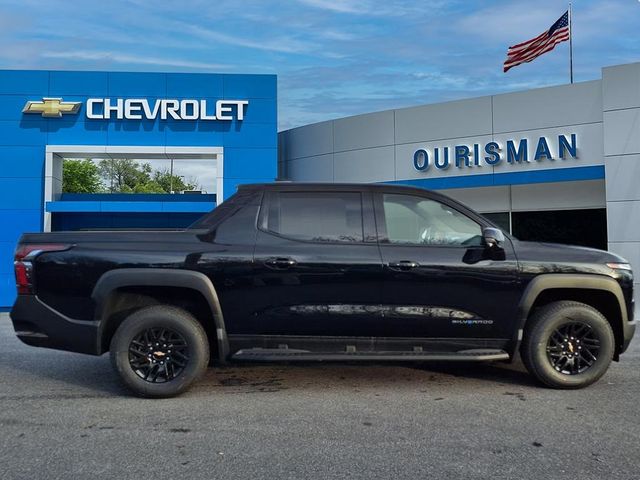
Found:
[521,301,615,389]
[109,305,209,398]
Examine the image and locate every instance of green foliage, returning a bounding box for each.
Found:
[62,159,103,193]
[133,181,165,193]
[63,158,201,194]
[98,160,198,193]
[98,159,151,193]
[152,168,197,193]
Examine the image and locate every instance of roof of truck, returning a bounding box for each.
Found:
[238,181,434,194]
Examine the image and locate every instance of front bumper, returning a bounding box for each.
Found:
[10,295,100,355]
[621,318,636,354]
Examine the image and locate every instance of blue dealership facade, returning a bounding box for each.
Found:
[0,70,277,307]
[1,62,640,308]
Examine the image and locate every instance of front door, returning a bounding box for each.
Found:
[250,188,384,337]
[374,191,520,341]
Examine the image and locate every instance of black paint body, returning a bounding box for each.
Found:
[9,183,636,360]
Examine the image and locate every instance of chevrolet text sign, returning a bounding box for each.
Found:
[23,97,249,121]
[86,98,248,121]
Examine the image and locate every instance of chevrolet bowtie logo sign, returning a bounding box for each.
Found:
[22,98,82,118]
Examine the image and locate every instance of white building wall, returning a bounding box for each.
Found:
[440,180,606,215]
[280,77,606,192]
[603,63,640,293]
[279,60,640,311]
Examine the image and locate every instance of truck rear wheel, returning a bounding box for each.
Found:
[109,305,209,398]
[521,301,615,389]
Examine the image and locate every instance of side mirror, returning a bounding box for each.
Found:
[483,227,505,249]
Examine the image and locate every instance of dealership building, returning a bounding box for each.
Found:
[0,62,639,307]
[280,62,640,301]
[0,70,277,307]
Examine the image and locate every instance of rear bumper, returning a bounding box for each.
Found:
[10,295,100,355]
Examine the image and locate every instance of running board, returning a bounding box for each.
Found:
[231,348,510,362]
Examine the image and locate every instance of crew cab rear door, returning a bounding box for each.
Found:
[250,187,384,337]
[374,191,520,341]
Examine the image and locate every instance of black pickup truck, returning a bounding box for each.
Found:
[10,183,636,397]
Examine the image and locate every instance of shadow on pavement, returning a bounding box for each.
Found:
[408,360,537,387]
[0,349,128,398]
[195,358,538,395]
[3,346,537,398]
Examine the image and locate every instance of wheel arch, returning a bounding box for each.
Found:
[515,274,629,360]
[92,268,229,362]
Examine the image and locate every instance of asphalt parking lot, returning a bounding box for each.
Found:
[0,313,638,480]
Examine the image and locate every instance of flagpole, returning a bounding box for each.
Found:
[569,2,574,83]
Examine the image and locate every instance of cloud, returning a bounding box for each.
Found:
[296,0,363,14]
[42,51,229,70]
[181,24,316,54]
[2,0,639,131]
[318,29,357,41]
[457,0,638,47]
[296,0,447,16]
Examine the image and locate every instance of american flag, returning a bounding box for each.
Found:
[503,11,570,72]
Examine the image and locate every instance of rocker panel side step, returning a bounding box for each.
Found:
[231,348,510,362]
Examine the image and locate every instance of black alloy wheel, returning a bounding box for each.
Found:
[545,322,601,375]
[521,301,615,389]
[128,327,190,383]
[110,305,209,398]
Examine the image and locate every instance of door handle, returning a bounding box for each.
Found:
[265,257,297,269]
[388,260,420,271]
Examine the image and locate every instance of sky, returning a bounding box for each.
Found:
[0,0,638,131]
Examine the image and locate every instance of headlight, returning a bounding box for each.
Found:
[606,262,632,271]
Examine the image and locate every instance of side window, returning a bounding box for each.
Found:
[190,190,259,230]
[382,194,483,246]
[213,204,259,245]
[267,191,364,243]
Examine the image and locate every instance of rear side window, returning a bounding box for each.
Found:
[189,190,260,230]
[213,204,259,245]
[266,191,364,243]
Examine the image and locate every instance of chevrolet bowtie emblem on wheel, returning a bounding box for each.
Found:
[22,97,82,118]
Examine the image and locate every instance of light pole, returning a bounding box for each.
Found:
[169,158,174,194]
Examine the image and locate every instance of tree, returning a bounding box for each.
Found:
[98,159,153,193]
[96,159,201,194]
[152,168,198,193]
[133,180,165,193]
[62,159,102,193]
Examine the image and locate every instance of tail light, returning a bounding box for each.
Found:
[14,244,70,295]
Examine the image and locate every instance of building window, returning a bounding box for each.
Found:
[511,209,607,250]
[482,212,511,233]
[62,157,216,194]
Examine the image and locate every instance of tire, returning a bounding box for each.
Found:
[110,305,209,398]
[521,301,615,389]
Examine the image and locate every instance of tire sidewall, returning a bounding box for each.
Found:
[528,304,614,388]
[110,306,209,398]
